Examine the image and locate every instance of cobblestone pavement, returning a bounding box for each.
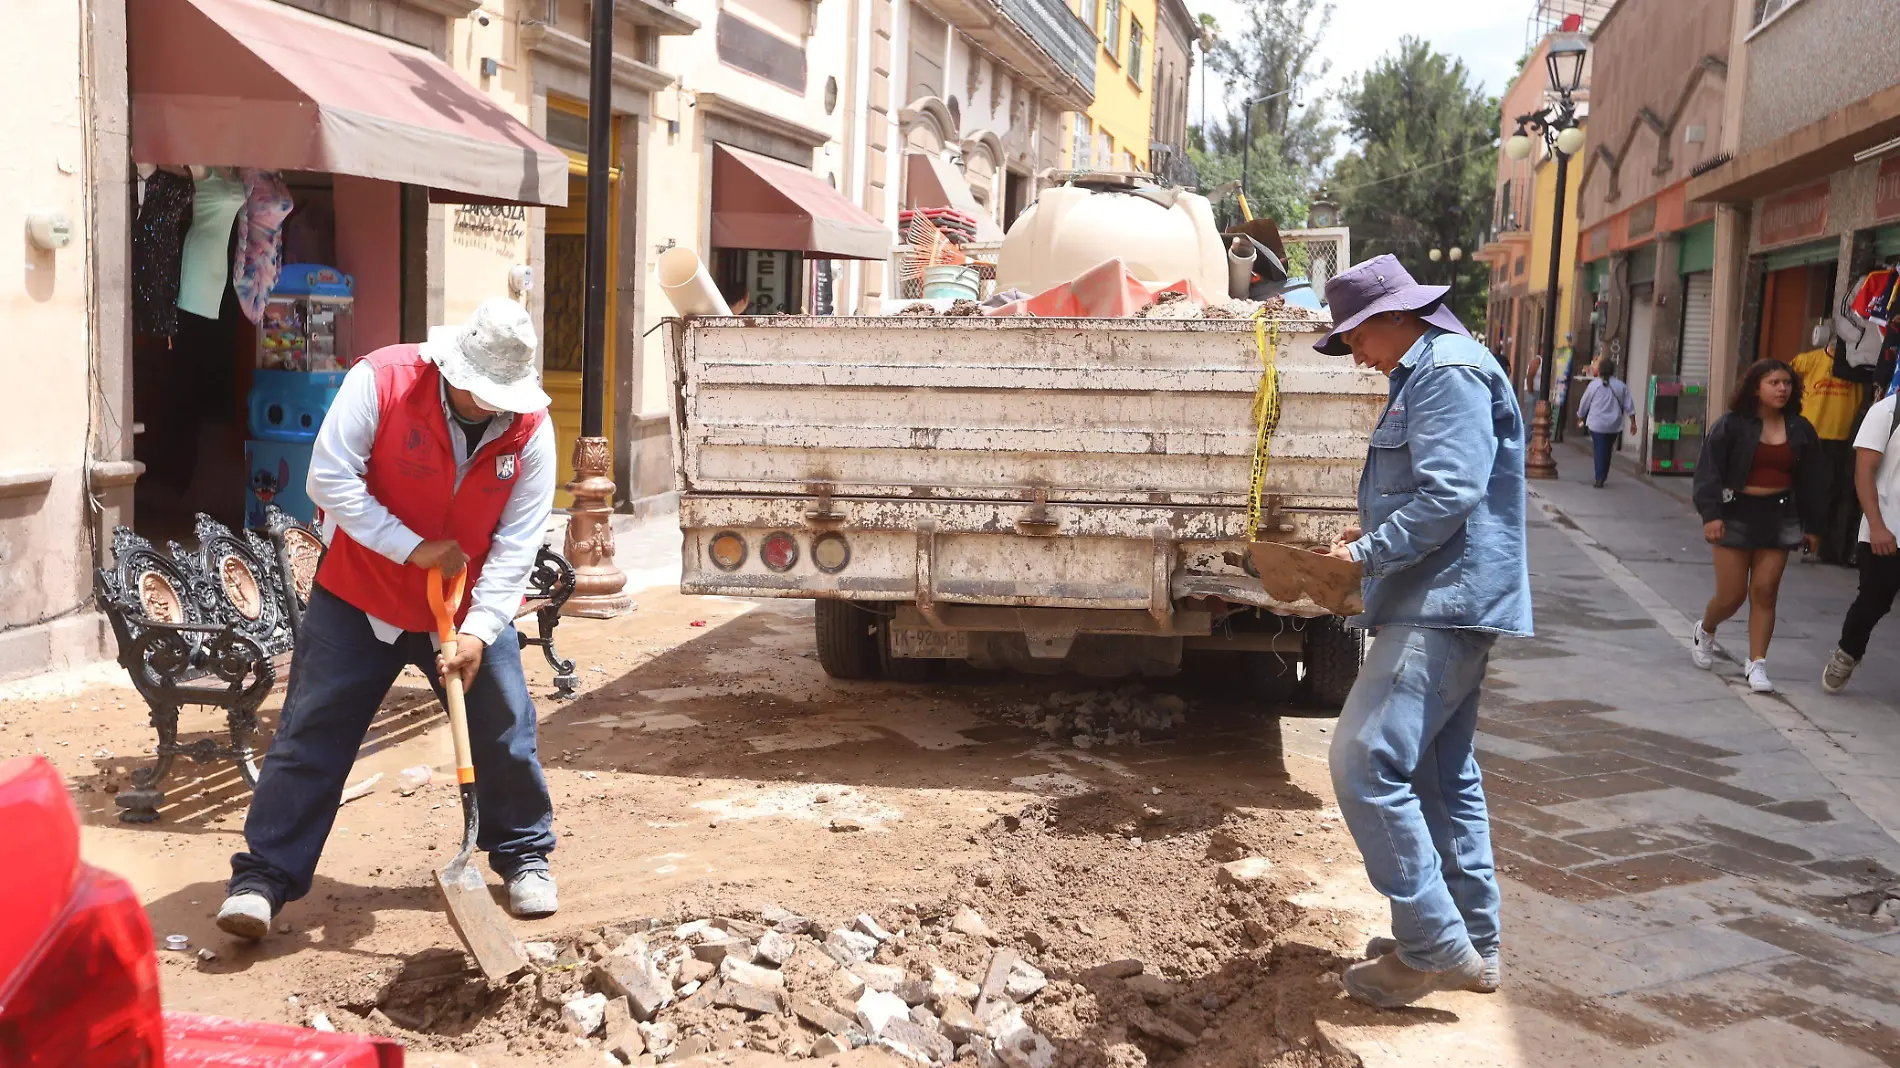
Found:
[1315,451,1900,1067]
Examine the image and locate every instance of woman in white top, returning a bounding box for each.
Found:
[1576,358,1638,488]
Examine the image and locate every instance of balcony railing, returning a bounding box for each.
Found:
[998,0,1097,96]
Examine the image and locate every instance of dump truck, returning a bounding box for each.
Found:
[661,311,1385,707]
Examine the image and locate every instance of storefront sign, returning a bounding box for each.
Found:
[453,203,525,241]
[744,250,799,315]
[1587,225,1610,259]
[1759,180,1830,246]
[1876,156,1900,223]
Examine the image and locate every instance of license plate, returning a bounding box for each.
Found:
[889,628,969,659]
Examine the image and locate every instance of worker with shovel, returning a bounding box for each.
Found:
[218,298,560,940]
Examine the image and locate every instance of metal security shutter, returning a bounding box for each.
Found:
[1680,271,1713,386]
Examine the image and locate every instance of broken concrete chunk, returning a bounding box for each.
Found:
[755,930,797,967]
[564,993,608,1037]
[790,995,858,1036]
[849,961,905,993]
[692,938,753,964]
[827,968,869,1006]
[975,1000,1025,1043]
[1003,960,1047,1002]
[975,950,1023,1015]
[679,957,716,986]
[881,1018,955,1064]
[718,917,769,940]
[854,914,896,942]
[523,941,561,968]
[910,1005,942,1032]
[828,928,879,962]
[596,951,673,1022]
[715,981,783,1017]
[1217,857,1273,887]
[936,1000,983,1046]
[637,1021,679,1062]
[896,978,932,1007]
[993,1021,1055,1068]
[674,920,717,941]
[721,957,787,991]
[1130,1009,1199,1049]
[604,997,644,1062]
[1123,973,1177,1004]
[812,1035,851,1058]
[856,989,911,1036]
[971,1036,1002,1068]
[929,966,981,1006]
[950,908,995,943]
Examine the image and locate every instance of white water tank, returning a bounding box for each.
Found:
[996,183,1228,299]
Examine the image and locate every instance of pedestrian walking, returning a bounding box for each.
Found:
[1315,255,1533,1008]
[1821,389,1900,693]
[217,298,561,939]
[1575,358,1637,488]
[1689,359,1825,693]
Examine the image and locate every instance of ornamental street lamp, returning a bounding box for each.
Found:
[1517,30,1588,481]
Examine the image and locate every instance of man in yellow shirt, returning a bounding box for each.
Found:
[1791,347,1867,563]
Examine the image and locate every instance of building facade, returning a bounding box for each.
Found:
[1572,0,1732,470]
[1065,0,1155,171]
[1147,0,1195,185]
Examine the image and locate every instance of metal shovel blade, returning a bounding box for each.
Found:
[435,785,528,981]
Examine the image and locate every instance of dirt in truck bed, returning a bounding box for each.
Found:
[11,586,1391,1068]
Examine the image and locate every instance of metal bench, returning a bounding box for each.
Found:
[96,508,579,823]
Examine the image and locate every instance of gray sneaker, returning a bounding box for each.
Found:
[1344,948,1487,1009]
[215,891,273,940]
[1366,937,1499,993]
[1822,648,1858,694]
[507,870,558,918]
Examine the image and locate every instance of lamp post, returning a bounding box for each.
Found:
[1509,30,1588,482]
[1429,245,1464,310]
[561,0,633,616]
[1238,87,1299,219]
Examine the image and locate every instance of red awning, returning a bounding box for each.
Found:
[711,145,890,261]
[129,0,568,206]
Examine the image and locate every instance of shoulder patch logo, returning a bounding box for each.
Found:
[495,453,518,480]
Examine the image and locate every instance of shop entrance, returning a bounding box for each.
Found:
[1758,259,1837,365]
[541,101,620,508]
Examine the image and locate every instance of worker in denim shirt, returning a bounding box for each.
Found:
[1313,255,1534,1008]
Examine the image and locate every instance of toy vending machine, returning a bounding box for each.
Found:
[245,265,354,528]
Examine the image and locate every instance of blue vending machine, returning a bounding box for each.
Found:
[245,265,354,529]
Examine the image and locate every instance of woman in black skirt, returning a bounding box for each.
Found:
[1690,359,1825,693]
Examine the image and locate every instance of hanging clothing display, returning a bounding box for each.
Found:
[132,169,195,338]
[1791,348,1866,442]
[177,169,246,320]
[233,169,294,324]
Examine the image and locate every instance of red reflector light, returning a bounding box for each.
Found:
[0,866,164,1067]
[761,532,799,572]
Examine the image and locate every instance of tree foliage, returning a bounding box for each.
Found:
[1329,38,1498,325]
[1189,133,1308,232]
[1202,0,1338,180]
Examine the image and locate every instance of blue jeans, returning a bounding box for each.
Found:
[230,586,555,910]
[1330,625,1499,972]
[1591,431,1617,483]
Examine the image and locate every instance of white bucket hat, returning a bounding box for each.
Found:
[419,298,552,414]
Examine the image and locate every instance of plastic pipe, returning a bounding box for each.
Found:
[1227,238,1257,300]
[657,247,731,317]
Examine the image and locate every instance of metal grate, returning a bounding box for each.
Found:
[1280,227,1350,296]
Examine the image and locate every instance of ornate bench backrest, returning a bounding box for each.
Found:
[264,505,326,635]
[185,513,297,659]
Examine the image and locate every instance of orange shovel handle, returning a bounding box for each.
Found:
[426,567,476,787]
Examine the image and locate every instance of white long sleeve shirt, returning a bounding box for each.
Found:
[306,359,557,647]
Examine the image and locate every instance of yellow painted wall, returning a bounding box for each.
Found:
[1529,130,1586,352]
[1071,0,1155,169]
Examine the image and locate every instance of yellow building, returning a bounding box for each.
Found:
[1527,123,1587,390]
[1067,0,1157,170]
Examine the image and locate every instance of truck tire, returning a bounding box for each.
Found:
[1246,651,1304,707]
[814,600,880,680]
[876,617,940,683]
[1303,617,1364,710]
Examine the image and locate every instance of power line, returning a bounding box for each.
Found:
[1331,144,1493,195]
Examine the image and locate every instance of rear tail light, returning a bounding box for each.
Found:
[761,532,799,572]
[0,865,164,1067]
[812,532,851,573]
[708,531,747,571]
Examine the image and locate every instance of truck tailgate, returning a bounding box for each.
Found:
[668,316,1386,510]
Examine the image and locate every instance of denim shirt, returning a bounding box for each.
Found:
[1347,329,1534,636]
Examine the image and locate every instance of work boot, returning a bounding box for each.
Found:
[1365,937,1499,993]
[508,870,558,918]
[1822,648,1858,694]
[1343,948,1486,1009]
[215,891,273,940]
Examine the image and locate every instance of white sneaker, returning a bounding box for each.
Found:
[215,891,273,940]
[1746,659,1775,693]
[1690,622,1717,670]
[507,870,558,918]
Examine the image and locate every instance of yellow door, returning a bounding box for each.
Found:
[543,103,620,507]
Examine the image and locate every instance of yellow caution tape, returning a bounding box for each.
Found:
[1246,314,1282,542]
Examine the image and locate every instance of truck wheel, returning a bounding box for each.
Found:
[1303,618,1364,710]
[1246,651,1304,707]
[877,617,940,683]
[814,600,880,680]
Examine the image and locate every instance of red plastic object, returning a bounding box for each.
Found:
[164,1012,403,1067]
[984,258,1206,318]
[0,757,401,1068]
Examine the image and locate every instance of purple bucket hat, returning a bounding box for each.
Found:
[1314,254,1470,356]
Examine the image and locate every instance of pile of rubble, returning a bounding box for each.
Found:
[997,688,1190,750]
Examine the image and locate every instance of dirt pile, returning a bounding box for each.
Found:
[308,792,1363,1068]
[996,688,1190,750]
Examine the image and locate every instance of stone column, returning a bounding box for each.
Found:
[561,436,633,618]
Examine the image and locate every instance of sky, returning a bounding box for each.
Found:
[1185,0,1533,144]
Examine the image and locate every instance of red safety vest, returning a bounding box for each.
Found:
[315,344,545,633]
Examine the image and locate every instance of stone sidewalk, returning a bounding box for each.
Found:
[1315,452,1900,1066]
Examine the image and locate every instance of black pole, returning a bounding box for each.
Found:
[580,0,613,440]
[1536,133,1570,411]
[1240,103,1254,209]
